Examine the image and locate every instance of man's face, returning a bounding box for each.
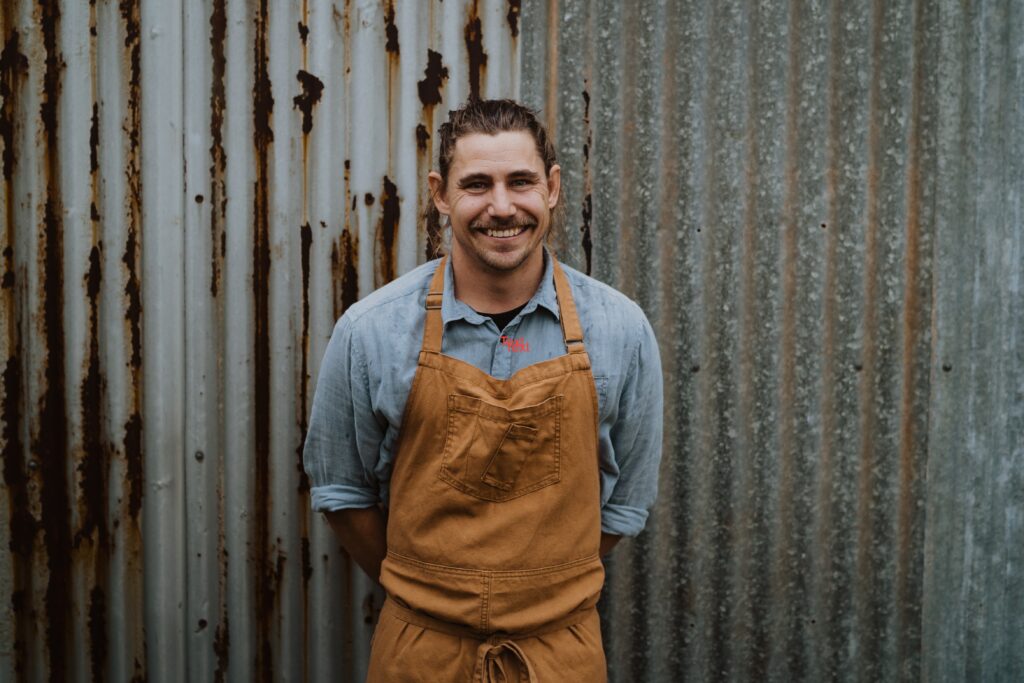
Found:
[429,131,561,275]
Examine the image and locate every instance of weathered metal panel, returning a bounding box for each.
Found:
[520,0,1023,681]
[1,0,1022,681]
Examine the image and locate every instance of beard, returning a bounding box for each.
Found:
[451,214,547,273]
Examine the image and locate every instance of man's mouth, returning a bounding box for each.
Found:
[482,226,528,238]
[473,221,535,239]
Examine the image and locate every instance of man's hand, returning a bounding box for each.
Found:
[324,507,387,583]
[600,533,621,557]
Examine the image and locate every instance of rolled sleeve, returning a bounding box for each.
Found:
[600,312,664,537]
[303,314,384,511]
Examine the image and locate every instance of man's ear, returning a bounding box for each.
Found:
[428,171,451,215]
[546,165,561,208]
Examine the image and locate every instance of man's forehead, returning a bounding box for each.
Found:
[448,131,544,174]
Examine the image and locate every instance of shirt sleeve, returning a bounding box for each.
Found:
[601,311,664,536]
[303,313,384,511]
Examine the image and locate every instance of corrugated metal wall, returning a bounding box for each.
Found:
[0,0,1020,681]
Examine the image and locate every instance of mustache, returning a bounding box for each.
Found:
[470,216,537,231]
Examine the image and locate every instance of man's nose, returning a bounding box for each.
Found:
[488,184,516,218]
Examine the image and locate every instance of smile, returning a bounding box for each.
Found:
[480,226,528,238]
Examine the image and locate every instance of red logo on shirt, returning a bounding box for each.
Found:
[500,336,530,352]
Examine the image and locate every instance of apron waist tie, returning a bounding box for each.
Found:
[382,598,594,682]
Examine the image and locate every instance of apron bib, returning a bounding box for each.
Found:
[366,255,606,683]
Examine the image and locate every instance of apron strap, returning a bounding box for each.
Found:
[421,253,587,356]
[421,255,447,353]
[550,255,587,355]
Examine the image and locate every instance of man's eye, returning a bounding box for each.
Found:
[466,182,488,190]
[510,178,532,187]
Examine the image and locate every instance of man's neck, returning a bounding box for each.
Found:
[450,248,545,313]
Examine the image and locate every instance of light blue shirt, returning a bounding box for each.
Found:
[303,249,663,537]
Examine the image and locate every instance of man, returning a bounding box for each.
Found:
[303,99,662,681]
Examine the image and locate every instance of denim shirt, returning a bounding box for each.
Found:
[303,249,664,537]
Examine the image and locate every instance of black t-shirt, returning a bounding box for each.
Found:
[478,303,527,333]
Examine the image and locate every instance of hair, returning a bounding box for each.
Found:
[424,99,563,257]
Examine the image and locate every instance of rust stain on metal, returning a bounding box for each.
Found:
[210,0,227,298]
[89,101,99,174]
[377,175,399,285]
[301,536,312,583]
[122,228,142,370]
[297,222,312,493]
[2,244,11,288]
[121,0,144,432]
[415,123,429,152]
[580,88,593,275]
[77,245,108,544]
[121,0,144,537]
[297,20,309,44]
[252,1,275,677]
[268,544,289,677]
[123,189,145,521]
[292,69,324,135]
[331,228,359,319]
[38,1,75,676]
[894,1,932,667]
[213,617,230,683]
[417,49,448,107]
[364,192,374,206]
[80,242,110,682]
[464,1,488,101]
[123,411,143,519]
[213,506,229,683]
[1,28,28,181]
[3,328,32,680]
[384,0,399,54]
[88,584,108,682]
[506,0,521,39]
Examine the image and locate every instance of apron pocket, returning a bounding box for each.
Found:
[481,422,537,490]
[440,394,561,502]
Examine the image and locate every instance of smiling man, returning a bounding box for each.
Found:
[303,99,663,681]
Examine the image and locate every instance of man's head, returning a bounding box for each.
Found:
[428,99,561,275]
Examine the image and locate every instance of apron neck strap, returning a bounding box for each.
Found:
[422,256,447,353]
[420,253,587,355]
[550,254,586,354]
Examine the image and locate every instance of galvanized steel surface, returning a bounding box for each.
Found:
[0,0,1021,682]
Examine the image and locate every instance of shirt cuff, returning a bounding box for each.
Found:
[600,503,650,537]
[310,484,379,512]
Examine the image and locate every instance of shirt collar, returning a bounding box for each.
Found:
[440,246,561,326]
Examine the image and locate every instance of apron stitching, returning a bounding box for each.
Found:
[439,472,560,503]
[480,573,491,632]
[386,549,602,577]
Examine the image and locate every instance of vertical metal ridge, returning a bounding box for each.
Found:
[140,0,186,678]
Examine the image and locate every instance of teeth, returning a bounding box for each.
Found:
[484,227,526,238]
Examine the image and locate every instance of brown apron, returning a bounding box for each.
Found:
[366,255,607,683]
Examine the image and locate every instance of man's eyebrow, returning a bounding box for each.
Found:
[507,169,541,181]
[456,173,493,188]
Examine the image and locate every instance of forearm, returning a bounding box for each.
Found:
[324,507,387,583]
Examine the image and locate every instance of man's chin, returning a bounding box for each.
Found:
[475,244,538,273]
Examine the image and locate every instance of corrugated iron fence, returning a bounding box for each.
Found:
[0,0,1020,681]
